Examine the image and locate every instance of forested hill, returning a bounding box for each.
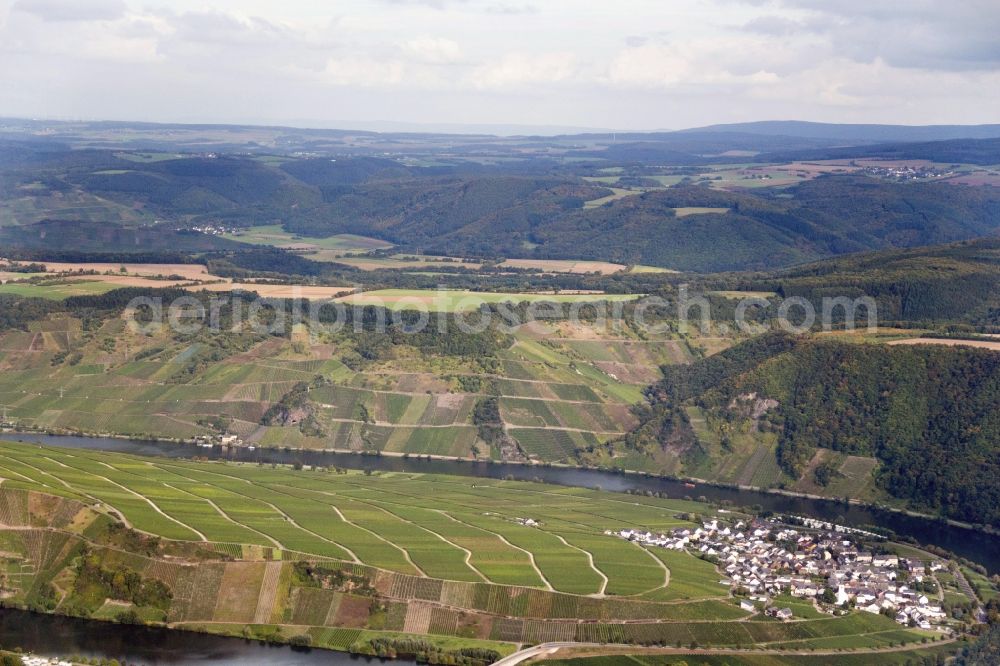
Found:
[683,120,1000,142]
[0,219,241,253]
[640,334,1000,527]
[760,137,1000,166]
[282,173,1000,271]
[524,177,1000,271]
[731,238,1000,328]
[5,142,1000,270]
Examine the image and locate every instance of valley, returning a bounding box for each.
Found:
[0,119,999,664]
[5,0,1000,660]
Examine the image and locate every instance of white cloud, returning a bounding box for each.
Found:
[0,0,997,129]
[323,56,408,87]
[607,43,693,88]
[756,0,1000,71]
[472,51,577,89]
[402,36,463,64]
[12,0,125,22]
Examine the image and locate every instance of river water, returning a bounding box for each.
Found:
[0,608,395,664]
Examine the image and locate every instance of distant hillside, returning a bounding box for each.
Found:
[738,238,1000,327]
[0,219,240,253]
[279,173,1000,272]
[569,131,845,163]
[73,155,320,214]
[4,144,1000,271]
[622,334,1000,527]
[683,121,1000,143]
[522,177,1000,271]
[283,174,608,250]
[759,137,1000,166]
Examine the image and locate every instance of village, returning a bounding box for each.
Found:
[21,656,74,666]
[612,516,960,631]
[192,433,254,450]
[859,164,956,181]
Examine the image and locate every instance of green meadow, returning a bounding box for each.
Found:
[223,224,392,251]
[0,280,118,299]
[335,289,642,312]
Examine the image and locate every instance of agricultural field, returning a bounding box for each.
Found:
[707,290,779,300]
[584,187,640,208]
[647,159,992,193]
[314,253,482,270]
[886,337,1000,352]
[223,225,393,253]
[0,275,209,299]
[627,265,676,274]
[0,448,942,660]
[0,269,357,301]
[537,642,959,665]
[0,259,356,301]
[0,280,121,299]
[0,440,698,596]
[191,282,356,300]
[221,225,490,272]
[498,259,626,275]
[0,271,46,283]
[23,262,213,279]
[334,289,642,312]
[692,164,825,190]
[673,207,730,217]
[0,307,682,464]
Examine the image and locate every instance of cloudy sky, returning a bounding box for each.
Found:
[1,0,998,132]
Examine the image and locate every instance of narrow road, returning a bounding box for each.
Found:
[443,511,553,590]
[492,638,961,665]
[55,456,207,541]
[552,534,607,596]
[492,642,582,666]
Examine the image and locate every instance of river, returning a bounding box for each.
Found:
[0,608,396,665]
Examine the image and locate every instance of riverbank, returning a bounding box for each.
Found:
[0,606,399,665]
[499,638,962,665]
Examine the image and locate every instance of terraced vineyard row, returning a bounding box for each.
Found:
[0,441,706,597]
[0,316,689,463]
[0,459,942,662]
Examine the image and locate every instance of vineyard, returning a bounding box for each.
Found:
[0,312,689,464]
[0,473,942,660]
